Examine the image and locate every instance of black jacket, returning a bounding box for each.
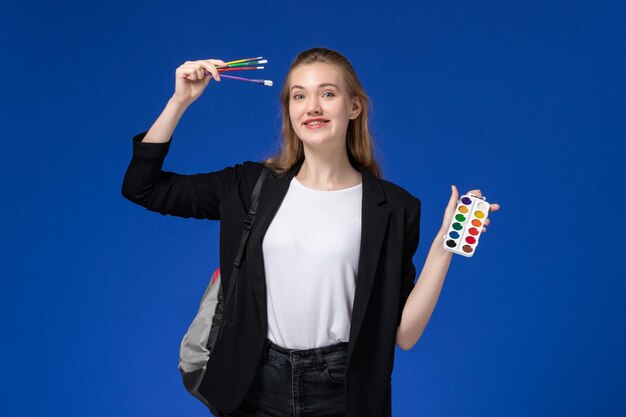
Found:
[122,132,421,416]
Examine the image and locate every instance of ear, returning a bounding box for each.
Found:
[348,97,362,120]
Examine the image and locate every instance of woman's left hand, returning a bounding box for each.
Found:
[440,185,500,234]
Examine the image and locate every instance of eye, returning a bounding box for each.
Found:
[322,91,335,98]
[292,93,304,100]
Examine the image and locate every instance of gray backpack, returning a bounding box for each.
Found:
[178,167,270,413]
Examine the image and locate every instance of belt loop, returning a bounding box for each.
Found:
[314,346,325,365]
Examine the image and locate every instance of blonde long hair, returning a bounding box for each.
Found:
[262,48,382,178]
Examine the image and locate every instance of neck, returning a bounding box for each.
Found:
[295,144,361,190]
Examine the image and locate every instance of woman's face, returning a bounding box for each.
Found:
[288,62,361,150]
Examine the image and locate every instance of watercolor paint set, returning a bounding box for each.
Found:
[443,193,490,257]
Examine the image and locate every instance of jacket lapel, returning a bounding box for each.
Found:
[248,159,390,364]
[347,165,390,364]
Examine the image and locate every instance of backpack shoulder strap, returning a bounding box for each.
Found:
[234,166,270,267]
[220,166,270,334]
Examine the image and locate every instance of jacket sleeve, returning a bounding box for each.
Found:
[398,196,421,325]
[121,131,252,220]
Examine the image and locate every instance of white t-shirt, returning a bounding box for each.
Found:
[262,176,363,349]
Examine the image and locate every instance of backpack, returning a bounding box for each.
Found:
[178,167,270,413]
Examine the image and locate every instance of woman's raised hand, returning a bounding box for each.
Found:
[172,59,228,105]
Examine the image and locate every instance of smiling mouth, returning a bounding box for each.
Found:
[303,120,330,126]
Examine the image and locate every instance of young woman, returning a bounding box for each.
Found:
[122,48,499,417]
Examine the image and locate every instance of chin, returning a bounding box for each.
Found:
[297,130,332,143]
[296,129,339,143]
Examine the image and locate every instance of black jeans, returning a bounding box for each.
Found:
[223,338,348,417]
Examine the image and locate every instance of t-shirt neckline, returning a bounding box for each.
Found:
[292,177,362,193]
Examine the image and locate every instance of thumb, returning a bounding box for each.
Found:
[447,185,459,211]
[441,185,459,230]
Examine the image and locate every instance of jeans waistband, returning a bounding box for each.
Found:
[263,338,348,367]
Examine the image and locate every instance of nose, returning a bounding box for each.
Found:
[306,97,322,115]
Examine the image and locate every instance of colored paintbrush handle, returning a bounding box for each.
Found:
[224,56,263,66]
[223,60,266,68]
[218,67,263,73]
[203,69,259,78]
[217,73,273,86]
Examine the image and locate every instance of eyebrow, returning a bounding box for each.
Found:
[290,83,340,92]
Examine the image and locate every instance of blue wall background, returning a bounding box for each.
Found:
[1,1,624,416]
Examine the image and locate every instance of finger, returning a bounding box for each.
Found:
[185,67,198,80]
[179,63,198,80]
[484,218,490,226]
[176,66,188,79]
[202,61,221,81]
[466,189,482,197]
[207,59,228,68]
[482,227,487,233]
[184,64,201,81]
[205,65,220,81]
[488,203,500,213]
